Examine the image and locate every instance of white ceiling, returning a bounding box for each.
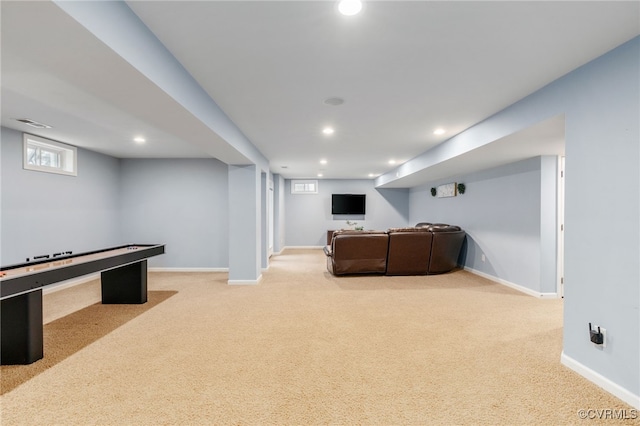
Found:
[2,1,638,185]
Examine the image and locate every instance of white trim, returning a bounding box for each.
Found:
[290,179,318,194]
[23,133,77,176]
[282,246,324,250]
[228,274,263,285]
[149,267,228,273]
[464,266,558,299]
[40,269,228,296]
[42,273,100,295]
[41,268,230,295]
[561,351,640,409]
[40,268,229,296]
[557,155,565,297]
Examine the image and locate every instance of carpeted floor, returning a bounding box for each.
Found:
[1,290,178,395]
[0,249,636,425]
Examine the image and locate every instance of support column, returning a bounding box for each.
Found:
[228,165,261,284]
[260,172,269,270]
[273,174,286,254]
[540,155,558,294]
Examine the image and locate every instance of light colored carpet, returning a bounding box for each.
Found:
[1,290,177,395]
[0,249,636,425]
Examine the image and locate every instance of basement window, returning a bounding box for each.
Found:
[23,134,77,176]
[291,180,318,194]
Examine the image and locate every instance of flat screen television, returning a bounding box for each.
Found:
[332,194,366,215]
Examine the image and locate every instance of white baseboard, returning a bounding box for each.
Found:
[464,266,558,299]
[561,351,640,409]
[42,274,100,295]
[228,274,263,285]
[282,246,323,250]
[42,268,228,295]
[149,267,228,273]
[41,267,256,294]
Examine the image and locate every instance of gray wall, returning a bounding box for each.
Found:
[1,126,121,265]
[561,38,638,400]
[285,179,410,246]
[409,156,557,294]
[1,133,232,269]
[119,158,228,268]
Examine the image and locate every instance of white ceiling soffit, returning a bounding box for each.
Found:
[378,114,566,189]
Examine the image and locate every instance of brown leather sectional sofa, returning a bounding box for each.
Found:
[323,223,465,276]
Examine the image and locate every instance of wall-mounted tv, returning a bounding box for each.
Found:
[332,194,366,215]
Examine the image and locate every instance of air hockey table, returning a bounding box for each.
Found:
[0,244,165,365]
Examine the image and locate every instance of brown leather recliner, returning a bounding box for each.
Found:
[385,227,433,275]
[427,225,466,274]
[324,230,389,275]
[323,225,466,276]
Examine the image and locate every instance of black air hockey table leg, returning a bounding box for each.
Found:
[101,260,148,304]
[1,290,44,365]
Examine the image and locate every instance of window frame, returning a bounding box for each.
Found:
[291,179,318,194]
[23,134,77,176]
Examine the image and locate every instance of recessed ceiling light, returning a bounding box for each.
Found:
[368,173,376,178]
[320,159,328,165]
[323,97,345,106]
[388,159,396,165]
[134,137,146,144]
[317,173,324,177]
[322,127,335,135]
[338,0,362,16]
[15,118,52,129]
[433,128,446,135]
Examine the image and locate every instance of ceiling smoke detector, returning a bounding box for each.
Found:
[15,118,52,129]
[323,97,345,106]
